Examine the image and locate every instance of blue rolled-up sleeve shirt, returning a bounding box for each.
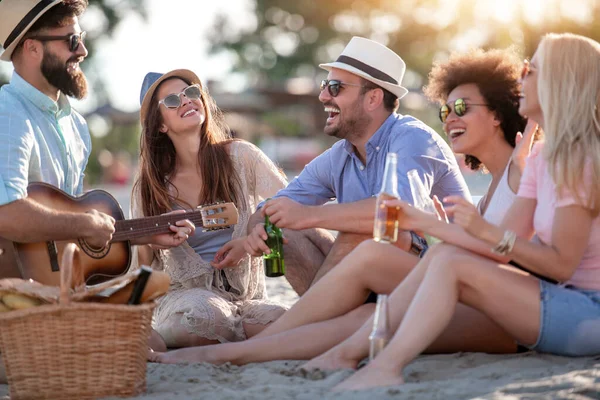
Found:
[0,71,91,206]
[266,113,470,207]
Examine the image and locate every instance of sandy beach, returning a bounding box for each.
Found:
[1,277,599,399]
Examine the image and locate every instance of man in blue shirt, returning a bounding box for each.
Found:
[245,37,471,294]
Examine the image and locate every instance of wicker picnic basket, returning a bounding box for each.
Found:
[0,243,155,400]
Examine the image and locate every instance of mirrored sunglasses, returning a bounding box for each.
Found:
[158,84,202,109]
[28,31,86,53]
[439,98,489,123]
[319,79,365,97]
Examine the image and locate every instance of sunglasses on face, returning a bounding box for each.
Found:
[28,31,86,53]
[158,84,202,109]
[319,79,366,97]
[439,98,489,123]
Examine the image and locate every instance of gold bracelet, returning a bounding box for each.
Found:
[491,230,517,256]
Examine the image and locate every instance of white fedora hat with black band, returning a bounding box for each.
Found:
[0,0,63,62]
[319,36,408,100]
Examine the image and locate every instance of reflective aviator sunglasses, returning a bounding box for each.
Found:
[439,98,489,123]
[320,79,366,97]
[28,31,86,52]
[158,84,202,109]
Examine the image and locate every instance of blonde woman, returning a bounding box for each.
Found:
[307,33,600,391]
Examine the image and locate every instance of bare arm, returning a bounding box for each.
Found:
[307,198,377,233]
[0,198,114,245]
[441,194,590,282]
[472,205,591,282]
[392,196,537,263]
[264,197,377,234]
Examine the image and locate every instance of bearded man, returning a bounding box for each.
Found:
[0,0,117,251]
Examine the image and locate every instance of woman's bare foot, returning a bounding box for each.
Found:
[301,348,359,371]
[147,347,197,364]
[332,363,404,392]
[147,344,228,365]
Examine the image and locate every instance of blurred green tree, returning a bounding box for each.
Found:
[208,0,600,139]
[208,0,600,89]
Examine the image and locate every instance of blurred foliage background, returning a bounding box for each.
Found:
[1,0,600,190]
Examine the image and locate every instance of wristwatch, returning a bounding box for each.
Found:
[408,231,429,258]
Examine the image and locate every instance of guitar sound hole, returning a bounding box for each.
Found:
[78,238,111,259]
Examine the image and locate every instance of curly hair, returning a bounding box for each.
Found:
[423,48,527,170]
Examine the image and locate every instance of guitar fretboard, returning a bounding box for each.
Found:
[112,211,206,242]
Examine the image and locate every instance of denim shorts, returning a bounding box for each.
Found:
[527,280,600,356]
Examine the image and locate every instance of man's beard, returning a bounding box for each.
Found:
[324,99,371,140]
[41,49,88,99]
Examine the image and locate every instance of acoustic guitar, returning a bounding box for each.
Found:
[0,182,238,286]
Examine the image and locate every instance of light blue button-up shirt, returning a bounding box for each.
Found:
[0,71,91,205]
[270,113,471,206]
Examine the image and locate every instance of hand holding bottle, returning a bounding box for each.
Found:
[381,199,437,232]
[373,153,401,243]
[263,202,285,277]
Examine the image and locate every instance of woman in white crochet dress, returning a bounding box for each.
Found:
[134,69,332,351]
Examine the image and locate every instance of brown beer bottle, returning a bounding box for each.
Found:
[373,153,400,243]
[263,213,285,277]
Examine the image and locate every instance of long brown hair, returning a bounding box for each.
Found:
[133,76,242,217]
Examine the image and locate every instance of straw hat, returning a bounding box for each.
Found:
[319,36,409,99]
[0,0,63,61]
[139,69,203,125]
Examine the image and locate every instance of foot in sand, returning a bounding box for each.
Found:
[332,364,404,392]
[301,348,358,371]
[148,346,217,365]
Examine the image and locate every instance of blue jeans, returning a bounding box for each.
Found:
[527,280,600,356]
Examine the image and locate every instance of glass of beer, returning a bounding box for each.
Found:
[373,193,400,243]
[373,153,400,243]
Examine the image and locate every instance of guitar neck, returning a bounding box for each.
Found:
[112,210,204,242]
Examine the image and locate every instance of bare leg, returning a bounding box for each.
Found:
[149,329,167,352]
[333,247,540,391]
[283,228,335,295]
[302,244,519,371]
[311,232,371,285]
[254,240,419,339]
[148,304,375,365]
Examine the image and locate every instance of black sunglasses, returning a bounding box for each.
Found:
[320,79,366,97]
[158,84,202,109]
[439,98,489,123]
[28,31,86,53]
